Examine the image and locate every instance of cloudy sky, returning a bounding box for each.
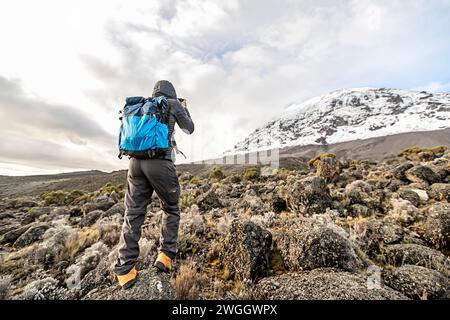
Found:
[0,0,449,175]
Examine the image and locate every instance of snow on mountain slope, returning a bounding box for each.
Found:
[231,88,450,153]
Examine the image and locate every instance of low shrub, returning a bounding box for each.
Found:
[308,153,336,168]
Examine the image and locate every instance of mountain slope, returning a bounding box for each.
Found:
[232,88,450,153]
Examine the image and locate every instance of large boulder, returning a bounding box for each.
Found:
[220,219,272,282]
[13,223,50,248]
[70,242,109,279]
[78,240,157,299]
[253,269,407,300]
[423,203,450,250]
[28,226,75,269]
[196,190,222,212]
[87,268,175,300]
[287,176,333,215]
[383,265,449,300]
[384,244,449,276]
[405,165,440,184]
[275,218,363,272]
[76,250,117,298]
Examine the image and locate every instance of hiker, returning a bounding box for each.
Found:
[114,80,194,289]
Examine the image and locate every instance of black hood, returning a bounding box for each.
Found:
[152,80,177,99]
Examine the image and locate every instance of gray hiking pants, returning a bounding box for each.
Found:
[114,158,180,275]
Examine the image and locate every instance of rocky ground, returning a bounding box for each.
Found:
[0,146,449,300]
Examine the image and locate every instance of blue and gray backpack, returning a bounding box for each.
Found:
[118,96,170,159]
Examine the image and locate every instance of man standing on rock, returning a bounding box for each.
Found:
[115,80,194,289]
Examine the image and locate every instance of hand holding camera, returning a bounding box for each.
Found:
[178,98,187,108]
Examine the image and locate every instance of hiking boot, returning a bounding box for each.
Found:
[116,266,137,289]
[154,251,172,272]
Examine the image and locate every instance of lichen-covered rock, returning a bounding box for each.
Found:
[28,226,75,269]
[13,223,50,248]
[287,176,332,215]
[383,265,449,300]
[80,210,103,227]
[346,203,371,217]
[250,212,276,229]
[392,162,414,181]
[82,196,115,213]
[220,219,272,282]
[180,210,206,236]
[68,207,83,217]
[384,244,449,276]
[0,211,14,220]
[0,276,11,300]
[0,224,31,245]
[50,207,71,216]
[397,189,421,207]
[22,277,66,300]
[344,181,383,215]
[276,218,363,272]
[270,193,287,213]
[240,194,266,213]
[196,190,222,212]
[423,203,450,250]
[345,180,372,199]
[109,191,120,203]
[253,269,407,300]
[350,218,403,257]
[87,268,175,300]
[76,250,117,298]
[73,242,109,278]
[102,202,125,218]
[430,183,450,201]
[316,157,342,182]
[405,165,440,184]
[0,223,20,236]
[77,240,157,299]
[334,170,363,188]
[389,198,422,226]
[22,207,53,224]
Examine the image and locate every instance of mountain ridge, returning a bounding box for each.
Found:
[231,88,450,154]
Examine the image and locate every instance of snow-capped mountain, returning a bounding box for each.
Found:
[231,88,450,153]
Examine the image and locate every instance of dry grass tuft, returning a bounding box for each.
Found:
[59,228,100,262]
[171,260,202,300]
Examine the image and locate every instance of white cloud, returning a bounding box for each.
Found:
[0,0,449,174]
[413,81,450,93]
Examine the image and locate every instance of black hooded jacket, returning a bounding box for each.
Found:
[152,80,194,161]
